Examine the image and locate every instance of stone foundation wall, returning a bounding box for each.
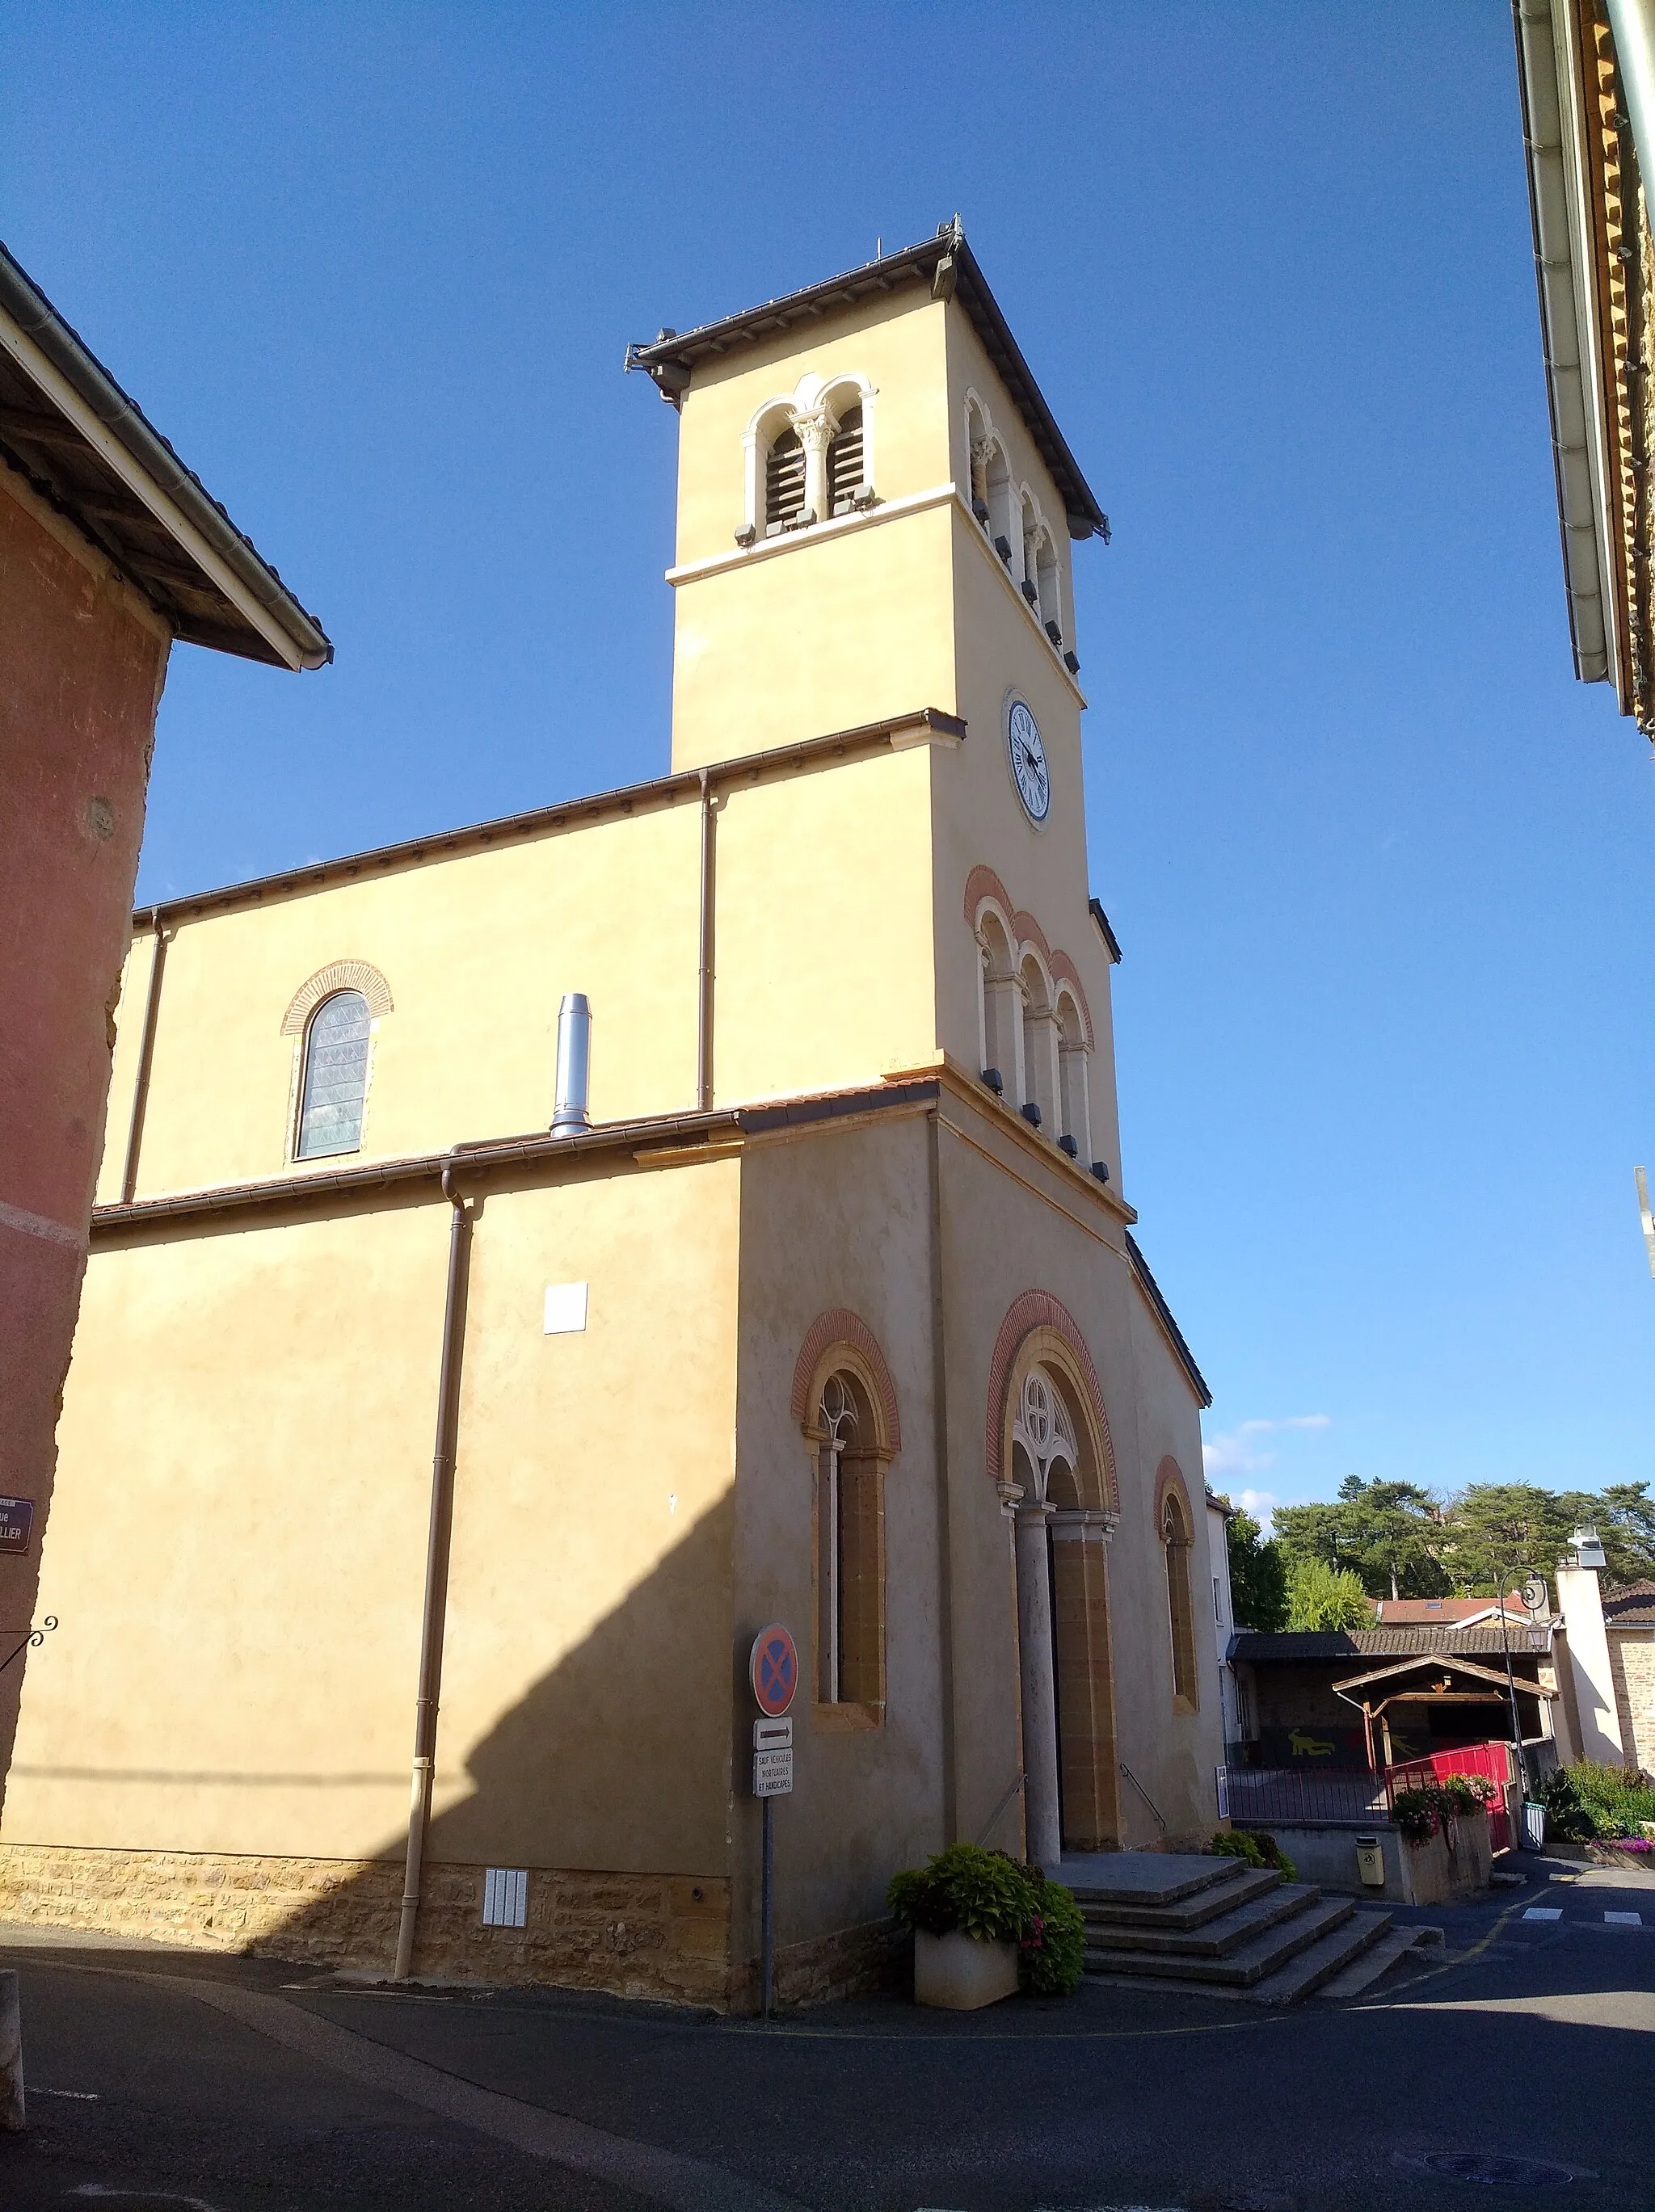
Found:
[0,1844,731,2006]
[1609,1630,1655,1772]
[729,1913,904,2014]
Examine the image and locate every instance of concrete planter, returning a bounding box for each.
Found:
[913,1928,1021,2010]
[1400,1807,1491,1904]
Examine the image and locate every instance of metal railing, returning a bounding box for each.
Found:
[1218,1738,1521,1852]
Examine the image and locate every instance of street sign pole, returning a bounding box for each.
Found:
[747,1625,798,2023]
[761,1794,775,2018]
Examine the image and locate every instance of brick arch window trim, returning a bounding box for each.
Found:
[790,1308,902,1455]
[963,866,1093,1049]
[281,960,394,1035]
[984,1289,1118,1516]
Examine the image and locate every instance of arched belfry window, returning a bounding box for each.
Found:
[828,403,864,515]
[765,425,806,532]
[297,990,371,1160]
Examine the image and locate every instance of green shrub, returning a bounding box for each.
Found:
[1564,1760,1655,1838]
[1210,1830,1296,1882]
[1539,1766,1595,1841]
[886,1844,1037,1945]
[1019,1874,1087,1997]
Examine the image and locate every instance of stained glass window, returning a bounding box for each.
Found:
[297,990,370,1159]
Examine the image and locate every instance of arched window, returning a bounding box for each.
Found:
[1055,990,1090,1163]
[296,990,371,1160]
[1035,533,1061,642]
[828,403,864,515]
[976,908,1021,1098]
[765,425,806,533]
[1161,1480,1198,1709]
[985,443,1013,561]
[1020,956,1058,1130]
[814,1369,885,1708]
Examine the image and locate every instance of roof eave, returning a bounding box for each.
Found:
[627,226,1110,540]
[0,240,331,671]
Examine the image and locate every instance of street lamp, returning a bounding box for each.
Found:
[1488,1553,1547,1801]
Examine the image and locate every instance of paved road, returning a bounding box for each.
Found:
[1,1855,1650,2211]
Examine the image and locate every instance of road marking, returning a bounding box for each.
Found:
[1604,1911,1643,1926]
[33,2086,101,2098]
[1522,1907,1561,1921]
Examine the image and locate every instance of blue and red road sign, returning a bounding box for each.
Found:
[749,1623,798,1717]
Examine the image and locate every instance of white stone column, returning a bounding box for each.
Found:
[1556,1565,1626,1764]
[1015,1501,1062,1867]
[794,410,832,524]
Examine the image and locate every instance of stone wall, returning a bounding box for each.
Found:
[0,1845,731,2006]
[729,1915,905,2014]
[1609,1630,1655,1772]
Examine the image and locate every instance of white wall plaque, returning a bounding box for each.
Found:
[543,1281,588,1335]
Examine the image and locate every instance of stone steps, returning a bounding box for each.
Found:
[1070,1862,1278,1931]
[1084,1891,1361,1988]
[1076,1877,1313,1958]
[1245,1910,1394,2005]
[1314,1925,1434,2002]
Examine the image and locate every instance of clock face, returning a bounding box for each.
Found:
[1006,700,1050,823]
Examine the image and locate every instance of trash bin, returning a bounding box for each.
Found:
[1522,1801,1547,1852]
[1354,1834,1386,1888]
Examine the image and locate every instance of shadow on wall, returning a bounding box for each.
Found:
[263,1493,739,2004]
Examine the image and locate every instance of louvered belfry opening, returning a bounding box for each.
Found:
[828,404,864,515]
[765,426,806,531]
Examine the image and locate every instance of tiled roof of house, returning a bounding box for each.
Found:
[1367,1598,1531,1625]
[1604,1579,1655,1625]
[1231,1625,1552,1663]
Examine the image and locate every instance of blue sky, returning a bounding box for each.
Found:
[6,4,1651,1525]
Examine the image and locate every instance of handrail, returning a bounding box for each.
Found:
[1119,1760,1168,1836]
[974,1771,1025,1848]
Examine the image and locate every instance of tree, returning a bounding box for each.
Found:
[1285,1556,1370,1631]
[1219,1500,1287,1630]
[1273,1478,1446,1600]
[1437,1485,1574,1596]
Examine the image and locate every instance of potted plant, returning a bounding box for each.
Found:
[887,1844,1085,2009]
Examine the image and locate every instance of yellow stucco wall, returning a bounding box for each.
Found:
[10,1152,743,1880]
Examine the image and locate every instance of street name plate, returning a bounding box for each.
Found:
[752,1747,793,1797]
[0,1498,33,1556]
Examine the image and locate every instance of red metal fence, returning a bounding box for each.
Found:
[1218,1738,1516,1853]
[1386,1740,1514,1853]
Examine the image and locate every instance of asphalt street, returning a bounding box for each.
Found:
[0,1854,1650,2212]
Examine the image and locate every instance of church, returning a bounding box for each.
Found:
[0,224,1223,2008]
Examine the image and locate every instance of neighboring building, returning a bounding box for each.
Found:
[1366,1598,1534,1629]
[1229,1625,1560,1770]
[0,228,1221,2010]
[1513,0,1655,735]
[1207,1489,1246,1752]
[1602,1580,1655,1768]
[0,244,328,1803]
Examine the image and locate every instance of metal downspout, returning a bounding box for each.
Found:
[118,911,167,1205]
[696,770,715,1111]
[394,1159,471,1982]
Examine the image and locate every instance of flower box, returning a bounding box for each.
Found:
[913,1928,1021,2010]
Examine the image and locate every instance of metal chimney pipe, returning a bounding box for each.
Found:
[551,994,592,1134]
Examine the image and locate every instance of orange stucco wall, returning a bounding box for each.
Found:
[0,470,168,1809]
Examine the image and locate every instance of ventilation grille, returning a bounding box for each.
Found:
[482,1867,528,1928]
[765,431,806,528]
[828,406,864,514]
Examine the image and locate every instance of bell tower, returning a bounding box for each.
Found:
[627,223,1107,777]
[629,229,1122,1185]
